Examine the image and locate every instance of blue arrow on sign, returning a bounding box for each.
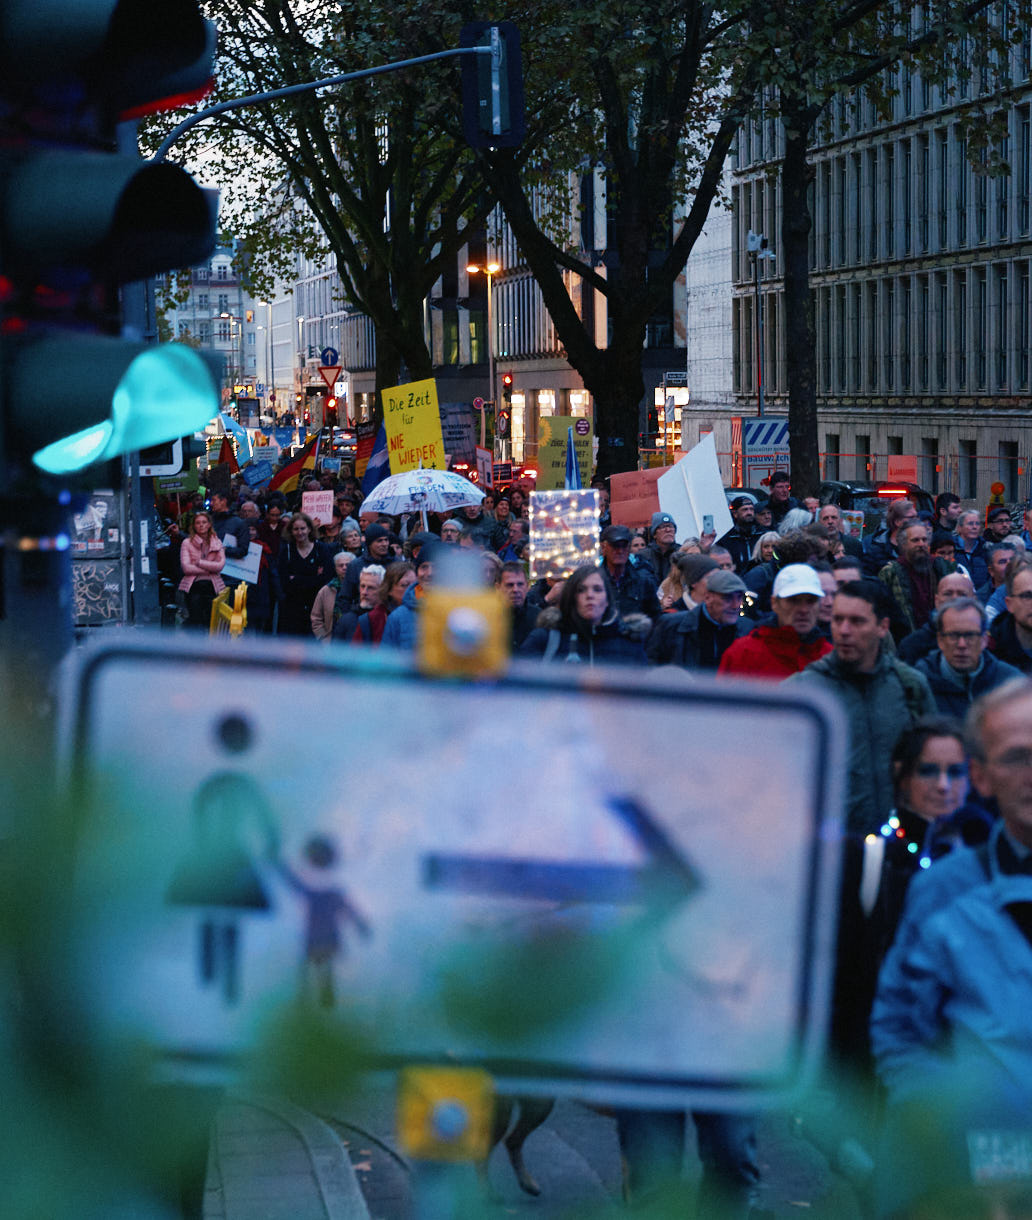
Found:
[422,795,701,908]
[321,346,339,366]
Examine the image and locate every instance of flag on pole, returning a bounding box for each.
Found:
[220,411,253,461]
[361,424,390,496]
[564,426,582,490]
[267,431,320,495]
[216,436,239,474]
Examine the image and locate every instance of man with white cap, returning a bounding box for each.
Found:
[718,564,833,679]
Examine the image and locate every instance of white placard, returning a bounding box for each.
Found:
[657,434,734,541]
[221,541,263,585]
[301,489,334,526]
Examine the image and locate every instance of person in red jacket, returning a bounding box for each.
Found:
[718,563,832,679]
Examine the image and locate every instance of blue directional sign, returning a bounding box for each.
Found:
[320,346,339,366]
[60,639,845,1111]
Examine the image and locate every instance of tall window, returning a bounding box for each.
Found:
[922,437,940,493]
[821,288,832,391]
[975,269,988,387]
[836,285,847,390]
[976,153,988,243]
[902,141,912,253]
[959,439,978,499]
[197,293,208,310]
[825,432,840,481]
[1020,107,1031,233]
[955,271,968,387]
[867,282,879,388]
[956,132,968,246]
[837,157,847,266]
[1019,262,1030,388]
[937,130,949,249]
[900,278,912,389]
[217,293,228,313]
[852,283,862,391]
[997,135,1010,239]
[1000,441,1019,501]
[853,153,863,263]
[917,275,930,391]
[883,280,895,388]
[918,135,930,252]
[995,264,1008,389]
[884,145,895,259]
[856,433,871,481]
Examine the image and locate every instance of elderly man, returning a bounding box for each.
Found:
[641,512,679,583]
[718,564,832,679]
[914,597,1022,716]
[871,679,1032,1213]
[878,518,953,641]
[898,570,977,664]
[646,570,751,669]
[862,497,918,576]
[599,524,660,619]
[975,539,1016,605]
[786,580,936,832]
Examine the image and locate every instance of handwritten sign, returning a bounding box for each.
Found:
[301,490,334,526]
[535,416,593,490]
[610,468,664,530]
[382,378,446,473]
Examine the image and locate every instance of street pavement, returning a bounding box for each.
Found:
[204,1084,867,1218]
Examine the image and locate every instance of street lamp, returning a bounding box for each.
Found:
[747,231,775,418]
[218,312,245,402]
[467,260,500,448]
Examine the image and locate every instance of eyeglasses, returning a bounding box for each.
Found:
[938,630,983,643]
[915,763,968,781]
[1009,591,1032,602]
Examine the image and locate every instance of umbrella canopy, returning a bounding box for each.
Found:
[360,467,485,516]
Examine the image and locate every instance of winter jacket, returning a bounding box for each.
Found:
[717,619,832,680]
[599,560,660,620]
[381,581,425,650]
[519,606,650,666]
[212,509,250,560]
[878,557,952,638]
[178,533,226,594]
[785,647,937,833]
[953,535,990,587]
[715,525,758,573]
[914,649,1023,718]
[988,611,1032,672]
[743,559,777,618]
[861,526,898,578]
[311,577,344,640]
[639,541,677,584]
[646,604,752,670]
[871,822,1032,1119]
[897,621,938,666]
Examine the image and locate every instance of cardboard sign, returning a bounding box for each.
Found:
[529,489,600,579]
[301,490,334,526]
[535,416,593,490]
[221,541,264,585]
[59,636,846,1111]
[611,468,664,529]
[382,378,446,472]
[656,435,733,542]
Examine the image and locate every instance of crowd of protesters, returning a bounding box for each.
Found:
[157,467,1032,1214]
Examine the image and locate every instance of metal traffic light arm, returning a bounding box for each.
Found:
[151,47,493,163]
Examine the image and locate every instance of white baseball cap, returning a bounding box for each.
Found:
[772,564,824,599]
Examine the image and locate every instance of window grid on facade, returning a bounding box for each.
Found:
[994,264,1008,389]
[1019,262,1030,388]
[955,271,968,387]
[976,269,988,386]
[936,274,949,391]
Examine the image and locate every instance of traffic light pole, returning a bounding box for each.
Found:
[151,47,495,163]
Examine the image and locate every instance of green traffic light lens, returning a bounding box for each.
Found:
[34,422,115,474]
[29,341,219,474]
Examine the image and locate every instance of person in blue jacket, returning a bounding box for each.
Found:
[870,678,1032,1216]
[520,564,650,665]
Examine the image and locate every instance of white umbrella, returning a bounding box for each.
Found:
[361,467,485,517]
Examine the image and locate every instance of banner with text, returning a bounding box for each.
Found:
[536,416,594,490]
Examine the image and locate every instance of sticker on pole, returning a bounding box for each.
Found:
[59,636,845,1110]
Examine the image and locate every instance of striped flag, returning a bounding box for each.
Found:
[361,424,390,496]
[267,431,320,495]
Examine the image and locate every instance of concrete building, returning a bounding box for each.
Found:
[720,52,1032,503]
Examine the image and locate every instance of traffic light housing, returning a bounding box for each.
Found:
[501,372,513,404]
[460,22,526,150]
[0,0,221,479]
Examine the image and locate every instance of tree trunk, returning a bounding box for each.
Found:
[780,97,821,498]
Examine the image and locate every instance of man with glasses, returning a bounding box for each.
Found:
[871,679,1032,1211]
[914,598,1021,717]
[599,524,659,619]
[646,569,751,669]
[988,555,1032,673]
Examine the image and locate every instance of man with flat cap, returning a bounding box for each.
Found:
[646,569,752,669]
[599,523,660,620]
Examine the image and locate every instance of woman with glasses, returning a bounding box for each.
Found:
[833,717,993,1067]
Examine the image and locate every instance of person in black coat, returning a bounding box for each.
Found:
[520,564,650,665]
[276,512,334,636]
[646,570,752,669]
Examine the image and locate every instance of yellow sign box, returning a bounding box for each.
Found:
[535,415,593,490]
[396,1065,494,1163]
[382,378,446,473]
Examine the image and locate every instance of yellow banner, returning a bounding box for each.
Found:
[382,378,446,473]
[534,415,593,490]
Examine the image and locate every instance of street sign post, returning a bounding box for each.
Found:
[60,636,844,1110]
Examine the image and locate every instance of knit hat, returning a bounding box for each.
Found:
[364,523,390,543]
[676,554,719,588]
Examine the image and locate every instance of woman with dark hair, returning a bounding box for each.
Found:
[509,487,527,519]
[519,563,650,664]
[832,716,993,1065]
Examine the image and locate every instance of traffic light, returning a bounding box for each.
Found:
[459,22,526,150]
[0,1,221,479]
[501,372,513,404]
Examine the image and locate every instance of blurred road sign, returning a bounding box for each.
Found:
[60,636,845,1109]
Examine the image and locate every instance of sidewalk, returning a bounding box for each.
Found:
[204,1093,370,1220]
